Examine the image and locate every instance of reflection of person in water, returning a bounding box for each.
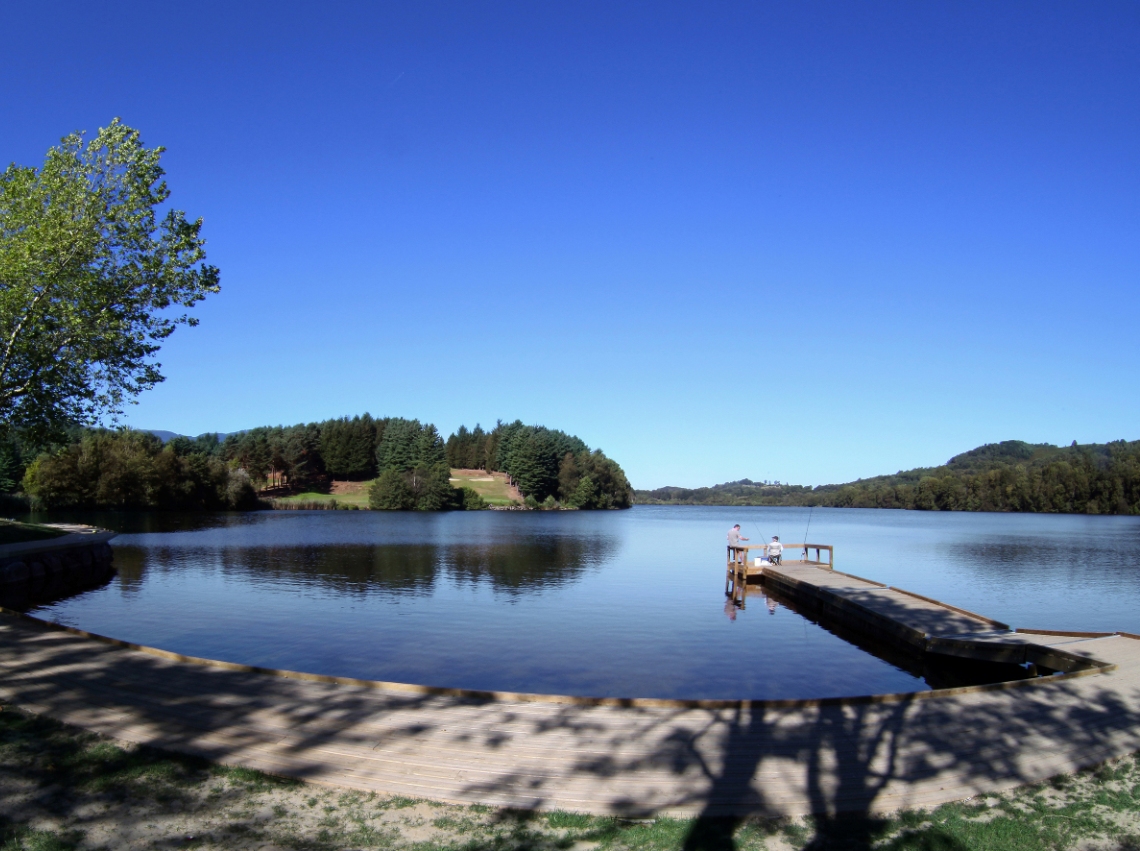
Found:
[723,596,738,621]
[765,594,777,615]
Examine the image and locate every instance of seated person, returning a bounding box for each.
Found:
[767,535,783,565]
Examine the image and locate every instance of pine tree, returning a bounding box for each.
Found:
[377,418,419,472]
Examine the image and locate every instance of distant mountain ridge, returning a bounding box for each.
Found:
[146,429,236,443]
[634,440,1140,515]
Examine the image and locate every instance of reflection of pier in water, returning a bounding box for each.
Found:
[113,534,618,598]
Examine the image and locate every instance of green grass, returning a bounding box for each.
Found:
[449,472,517,506]
[0,519,67,546]
[271,475,519,510]
[2,703,1139,850]
[272,489,371,509]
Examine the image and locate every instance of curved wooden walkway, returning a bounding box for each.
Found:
[3,565,1140,817]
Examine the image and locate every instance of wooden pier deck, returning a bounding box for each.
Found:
[3,554,1140,817]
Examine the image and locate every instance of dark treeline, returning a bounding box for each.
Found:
[18,429,259,510]
[15,415,632,511]
[634,440,1140,515]
[447,420,632,509]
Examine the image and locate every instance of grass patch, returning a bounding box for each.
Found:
[0,825,82,851]
[2,703,1140,850]
[449,471,517,506]
[272,484,373,509]
[0,519,67,546]
[271,493,367,510]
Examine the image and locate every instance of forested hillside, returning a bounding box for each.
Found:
[446,422,632,509]
[635,440,1140,515]
[14,416,632,511]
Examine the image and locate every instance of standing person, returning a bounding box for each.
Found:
[767,535,783,566]
[727,524,749,565]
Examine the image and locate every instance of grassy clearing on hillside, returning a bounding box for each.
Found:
[449,471,517,506]
[1,705,1139,850]
[271,490,371,509]
[0,520,67,546]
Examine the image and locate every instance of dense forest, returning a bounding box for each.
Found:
[446,421,632,509]
[634,440,1140,515]
[12,415,632,511]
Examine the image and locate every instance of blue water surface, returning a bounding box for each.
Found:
[23,506,1140,700]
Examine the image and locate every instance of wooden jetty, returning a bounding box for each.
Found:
[1,548,1140,817]
[725,545,1123,674]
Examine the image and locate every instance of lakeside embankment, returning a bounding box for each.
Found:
[0,522,117,608]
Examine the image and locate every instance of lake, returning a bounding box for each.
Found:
[19,506,1140,700]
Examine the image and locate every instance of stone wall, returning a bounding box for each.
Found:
[0,538,116,608]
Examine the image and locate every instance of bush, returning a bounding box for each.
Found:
[369,469,414,510]
[459,487,488,510]
[410,464,454,511]
[225,469,260,510]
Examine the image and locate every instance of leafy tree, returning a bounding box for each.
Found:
[0,119,219,439]
[568,475,599,509]
[369,468,414,510]
[459,486,487,510]
[558,452,580,502]
[0,439,21,492]
[22,428,250,509]
[410,464,454,511]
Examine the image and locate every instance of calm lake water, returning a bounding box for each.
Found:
[20,506,1140,700]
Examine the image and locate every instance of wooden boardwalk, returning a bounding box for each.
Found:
[3,560,1140,817]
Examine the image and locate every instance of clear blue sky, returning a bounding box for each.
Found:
[4,1,1138,489]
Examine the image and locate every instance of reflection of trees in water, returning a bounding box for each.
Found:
[22,511,258,535]
[111,534,616,599]
[442,536,616,594]
[111,547,147,595]
[126,545,441,597]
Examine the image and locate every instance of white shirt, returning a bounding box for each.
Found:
[767,540,783,556]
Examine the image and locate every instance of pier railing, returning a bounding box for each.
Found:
[725,543,835,599]
[726,543,834,569]
[799,543,834,568]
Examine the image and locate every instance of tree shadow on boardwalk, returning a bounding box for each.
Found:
[678,680,1140,850]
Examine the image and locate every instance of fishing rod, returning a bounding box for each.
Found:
[801,505,814,559]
